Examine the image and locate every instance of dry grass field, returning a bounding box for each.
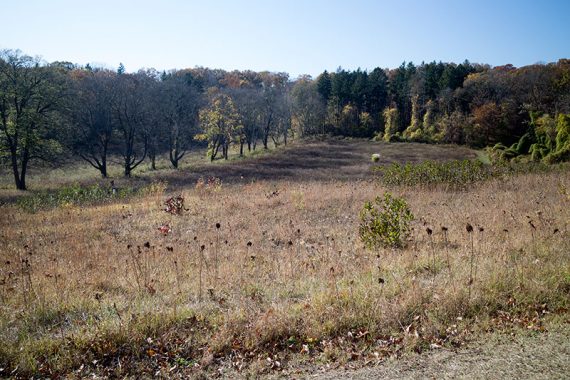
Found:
[0,139,568,378]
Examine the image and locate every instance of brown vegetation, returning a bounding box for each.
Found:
[0,141,568,378]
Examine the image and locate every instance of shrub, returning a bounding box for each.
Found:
[374,159,565,190]
[359,192,414,249]
[15,181,166,212]
[489,113,570,164]
[195,176,222,194]
[17,183,116,212]
[164,195,185,215]
[376,160,493,190]
[371,153,380,163]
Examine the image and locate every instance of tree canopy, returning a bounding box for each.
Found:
[1,48,569,190]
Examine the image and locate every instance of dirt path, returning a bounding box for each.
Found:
[313,327,570,380]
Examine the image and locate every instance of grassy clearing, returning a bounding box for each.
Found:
[0,139,477,199]
[0,140,568,377]
[0,161,568,377]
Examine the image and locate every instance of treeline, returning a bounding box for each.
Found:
[309,61,570,146]
[0,50,293,189]
[1,49,569,190]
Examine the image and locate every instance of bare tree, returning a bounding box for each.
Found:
[157,71,201,168]
[259,72,289,149]
[232,87,262,153]
[67,69,116,177]
[113,72,152,177]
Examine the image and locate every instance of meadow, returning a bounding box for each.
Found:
[0,139,568,378]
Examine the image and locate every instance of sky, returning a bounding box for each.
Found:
[1,0,569,78]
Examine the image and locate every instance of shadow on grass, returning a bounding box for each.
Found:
[157,139,478,189]
[0,139,478,204]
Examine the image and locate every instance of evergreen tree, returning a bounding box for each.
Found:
[316,70,332,101]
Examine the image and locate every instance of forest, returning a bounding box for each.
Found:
[1,49,569,190]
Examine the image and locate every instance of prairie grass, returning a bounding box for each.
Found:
[0,158,568,377]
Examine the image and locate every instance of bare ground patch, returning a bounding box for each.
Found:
[313,325,570,380]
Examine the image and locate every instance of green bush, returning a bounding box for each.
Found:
[375,160,493,190]
[374,159,564,191]
[15,182,156,212]
[490,113,570,164]
[359,192,414,249]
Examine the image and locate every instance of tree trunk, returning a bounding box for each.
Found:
[263,135,268,149]
[170,148,178,168]
[10,146,29,190]
[10,147,23,190]
[18,151,29,191]
[101,153,108,178]
[211,140,221,161]
[240,141,244,156]
[263,112,272,149]
[124,162,132,177]
[16,174,26,190]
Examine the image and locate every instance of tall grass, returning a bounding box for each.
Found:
[0,170,568,377]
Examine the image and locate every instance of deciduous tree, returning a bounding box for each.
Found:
[0,50,67,190]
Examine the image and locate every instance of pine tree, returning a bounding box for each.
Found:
[316,70,332,101]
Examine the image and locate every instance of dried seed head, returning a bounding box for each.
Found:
[378,278,385,284]
[144,241,151,248]
[426,227,433,236]
[466,224,473,233]
[247,241,252,247]
[200,244,205,251]
[441,226,448,232]
[478,227,484,232]
[215,223,221,229]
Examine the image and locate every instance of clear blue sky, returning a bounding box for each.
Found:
[1,0,569,77]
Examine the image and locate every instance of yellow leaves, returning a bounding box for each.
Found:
[199,94,241,140]
[193,133,207,142]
